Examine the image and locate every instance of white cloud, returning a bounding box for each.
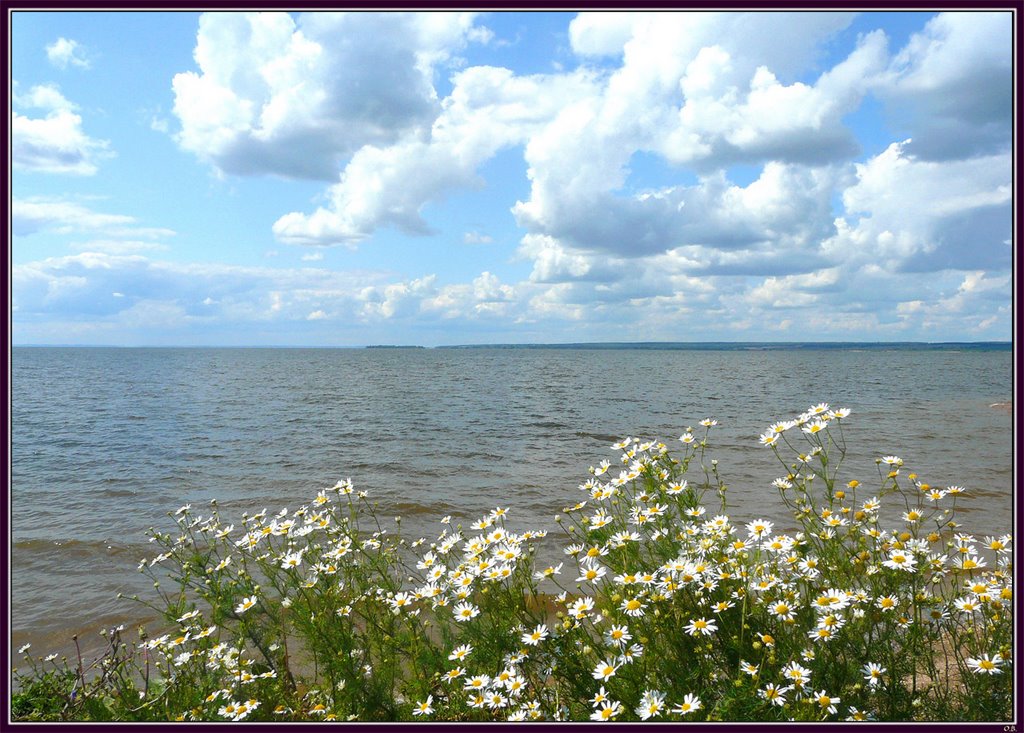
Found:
[14,12,1011,345]
[13,252,389,326]
[12,243,1011,344]
[68,239,170,255]
[171,11,488,180]
[420,272,517,319]
[569,11,855,75]
[273,65,597,245]
[514,161,840,262]
[46,37,91,69]
[230,9,997,270]
[746,268,841,309]
[12,198,175,240]
[876,12,1012,161]
[12,85,111,175]
[463,231,493,245]
[510,20,887,272]
[824,140,1011,272]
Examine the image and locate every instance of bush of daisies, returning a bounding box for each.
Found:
[12,403,1013,721]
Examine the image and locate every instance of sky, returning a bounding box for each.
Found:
[9,10,1015,346]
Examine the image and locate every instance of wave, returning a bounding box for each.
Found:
[13,537,149,559]
[574,431,623,444]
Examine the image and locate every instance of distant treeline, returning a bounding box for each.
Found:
[433,341,1011,351]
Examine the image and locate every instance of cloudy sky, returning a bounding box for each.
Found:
[11,10,1013,346]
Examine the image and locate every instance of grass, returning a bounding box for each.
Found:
[11,402,1013,721]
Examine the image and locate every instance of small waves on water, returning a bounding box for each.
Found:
[12,537,158,659]
[11,346,1013,657]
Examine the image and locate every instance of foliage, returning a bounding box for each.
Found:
[12,403,1014,721]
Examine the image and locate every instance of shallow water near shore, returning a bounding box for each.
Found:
[11,345,1013,657]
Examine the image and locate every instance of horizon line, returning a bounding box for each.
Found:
[10,340,1014,349]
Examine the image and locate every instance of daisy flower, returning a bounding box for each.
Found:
[464,674,490,691]
[759,683,791,707]
[592,660,619,681]
[746,519,774,539]
[876,594,898,611]
[576,562,607,584]
[486,691,509,709]
[673,693,702,716]
[782,661,811,687]
[569,596,596,619]
[605,624,632,646]
[279,549,304,569]
[770,601,795,622]
[759,432,780,447]
[620,597,646,618]
[453,602,480,622]
[521,623,549,646]
[813,689,840,716]
[802,420,828,435]
[984,535,1011,554]
[235,596,257,614]
[863,662,885,686]
[443,667,465,683]
[389,592,414,610]
[684,617,718,636]
[882,550,917,572]
[590,700,623,721]
[412,696,434,716]
[448,643,473,661]
[636,690,666,720]
[966,653,1003,674]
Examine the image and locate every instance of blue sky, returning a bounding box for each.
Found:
[11,11,1013,346]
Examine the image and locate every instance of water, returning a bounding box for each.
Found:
[10,346,1014,656]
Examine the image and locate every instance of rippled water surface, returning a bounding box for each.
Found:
[11,346,1014,654]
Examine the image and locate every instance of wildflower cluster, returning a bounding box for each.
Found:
[12,405,1013,722]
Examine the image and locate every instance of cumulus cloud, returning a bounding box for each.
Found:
[823,140,1011,273]
[18,12,1010,344]
[13,253,384,326]
[46,37,91,69]
[876,12,1012,161]
[12,84,111,175]
[510,18,888,271]
[171,11,487,180]
[273,65,597,245]
[514,161,841,270]
[12,244,1011,344]
[12,253,527,338]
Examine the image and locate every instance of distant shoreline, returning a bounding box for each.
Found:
[11,341,1014,351]
[434,341,1013,351]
